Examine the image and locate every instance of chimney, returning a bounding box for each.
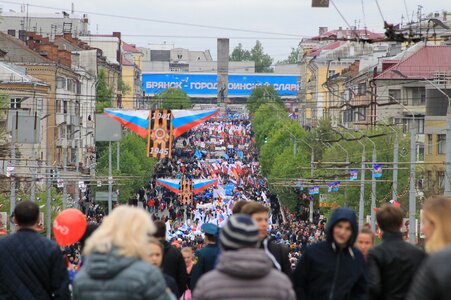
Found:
[319,27,328,35]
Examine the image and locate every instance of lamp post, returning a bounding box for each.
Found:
[365,136,377,231]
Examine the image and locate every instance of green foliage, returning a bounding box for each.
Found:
[247,86,283,115]
[230,41,273,73]
[157,88,192,110]
[118,78,131,95]
[96,133,156,202]
[230,43,251,61]
[96,69,113,113]
[278,47,300,65]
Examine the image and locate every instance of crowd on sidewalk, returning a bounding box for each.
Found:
[1,110,451,300]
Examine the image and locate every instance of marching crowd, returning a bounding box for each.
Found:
[1,109,451,300]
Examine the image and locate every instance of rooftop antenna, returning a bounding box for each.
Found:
[71,3,74,14]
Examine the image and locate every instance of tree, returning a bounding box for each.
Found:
[96,69,113,113]
[230,41,273,73]
[157,88,192,110]
[251,41,274,73]
[230,43,251,61]
[247,86,283,115]
[96,133,157,202]
[118,78,131,96]
[278,47,300,65]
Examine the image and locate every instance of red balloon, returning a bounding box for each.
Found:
[53,209,87,246]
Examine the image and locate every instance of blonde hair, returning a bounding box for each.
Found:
[423,196,451,253]
[84,206,156,260]
[181,247,193,256]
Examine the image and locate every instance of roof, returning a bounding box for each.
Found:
[0,32,50,64]
[121,55,134,66]
[122,42,140,53]
[0,62,47,86]
[307,41,346,57]
[311,29,384,41]
[376,45,451,80]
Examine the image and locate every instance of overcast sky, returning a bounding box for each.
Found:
[0,0,448,62]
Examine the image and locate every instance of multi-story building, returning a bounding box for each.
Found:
[139,45,255,74]
[0,9,89,40]
[122,42,143,109]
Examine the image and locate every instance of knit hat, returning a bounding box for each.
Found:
[220,214,260,250]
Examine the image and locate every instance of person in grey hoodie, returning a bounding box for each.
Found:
[193,214,295,300]
[73,206,171,300]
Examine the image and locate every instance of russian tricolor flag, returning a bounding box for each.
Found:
[156,179,180,194]
[172,109,219,137]
[104,109,149,138]
[193,179,218,194]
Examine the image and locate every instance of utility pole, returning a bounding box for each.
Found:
[359,142,366,228]
[336,143,349,206]
[46,145,52,239]
[74,136,80,209]
[31,112,37,202]
[63,142,67,209]
[108,141,113,213]
[393,133,399,200]
[366,137,377,232]
[409,123,417,243]
[117,142,120,171]
[10,111,18,232]
[293,140,297,156]
[309,147,314,223]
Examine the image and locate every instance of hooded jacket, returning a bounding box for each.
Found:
[193,248,295,300]
[73,248,170,300]
[292,208,367,300]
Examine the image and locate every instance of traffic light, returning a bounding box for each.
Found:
[264,135,268,144]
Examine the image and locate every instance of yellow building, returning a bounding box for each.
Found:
[424,118,448,196]
[121,42,143,109]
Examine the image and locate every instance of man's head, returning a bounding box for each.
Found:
[153,220,166,241]
[326,207,358,248]
[376,205,403,233]
[232,200,249,214]
[355,228,374,259]
[241,201,270,239]
[14,201,39,227]
[220,214,260,251]
[201,223,218,244]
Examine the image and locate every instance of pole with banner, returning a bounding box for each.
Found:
[147,109,173,160]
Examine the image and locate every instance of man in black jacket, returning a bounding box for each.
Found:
[154,220,188,298]
[367,205,425,300]
[0,201,70,300]
[241,201,291,277]
[292,207,367,300]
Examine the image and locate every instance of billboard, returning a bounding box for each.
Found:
[142,73,300,97]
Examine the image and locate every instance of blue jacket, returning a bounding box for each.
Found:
[0,228,70,300]
[190,243,219,291]
[292,208,367,300]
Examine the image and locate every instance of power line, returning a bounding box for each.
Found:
[0,0,304,38]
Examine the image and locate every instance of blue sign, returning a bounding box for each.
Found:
[142,73,300,97]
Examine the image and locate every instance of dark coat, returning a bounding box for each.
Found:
[0,228,70,300]
[407,245,451,300]
[263,237,292,277]
[190,243,219,291]
[367,231,425,300]
[73,248,170,300]
[161,240,188,297]
[292,208,367,300]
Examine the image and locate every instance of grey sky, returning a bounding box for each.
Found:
[0,0,448,62]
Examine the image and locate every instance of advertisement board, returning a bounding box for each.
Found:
[142,73,300,97]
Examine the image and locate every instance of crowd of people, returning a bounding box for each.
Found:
[1,108,451,299]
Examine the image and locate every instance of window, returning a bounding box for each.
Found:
[63,101,68,114]
[358,83,366,95]
[327,70,336,78]
[438,134,446,154]
[10,98,21,109]
[56,76,66,89]
[355,107,366,121]
[437,171,445,189]
[388,89,401,103]
[7,29,15,37]
[418,144,424,162]
[416,118,424,134]
[67,79,74,92]
[56,99,62,113]
[408,87,426,106]
[427,134,433,154]
[37,97,43,113]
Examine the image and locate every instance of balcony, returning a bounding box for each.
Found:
[55,113,66,125]
[55,138,68,148]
